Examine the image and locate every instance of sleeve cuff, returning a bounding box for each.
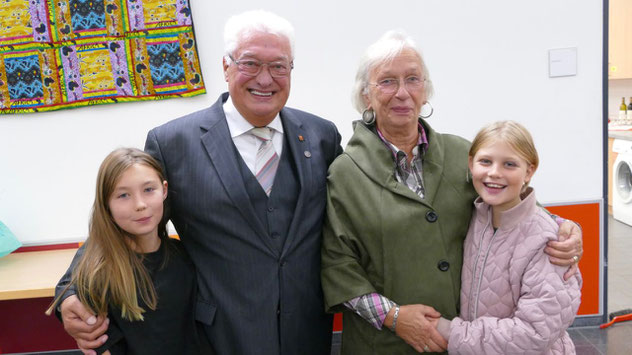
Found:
[344,293,395,330]
[437,317,452,341]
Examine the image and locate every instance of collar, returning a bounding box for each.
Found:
[474,187,538,231]
[223,95,284,138]
[376,122,428,159]
[345,119,440,178]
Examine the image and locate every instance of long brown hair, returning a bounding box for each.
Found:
[48,148,169,321]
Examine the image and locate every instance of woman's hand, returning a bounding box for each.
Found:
[545,220,583,280]
[60,295,109,355]
[386,304,448,353]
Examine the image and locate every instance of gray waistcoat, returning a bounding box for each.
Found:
[237,134,299,252]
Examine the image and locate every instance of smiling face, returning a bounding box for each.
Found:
[223,31,292,127]
[108,164,167,244]
[364,48,427,134]
[469,140,535,213]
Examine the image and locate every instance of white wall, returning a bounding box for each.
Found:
[0,0,604,245]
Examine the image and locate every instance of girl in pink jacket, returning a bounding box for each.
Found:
[436,121,582,354]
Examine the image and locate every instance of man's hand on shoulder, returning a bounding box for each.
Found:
[546,219,583,280]
[60,295,109,355]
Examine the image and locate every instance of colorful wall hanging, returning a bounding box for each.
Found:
[0,0,205,114]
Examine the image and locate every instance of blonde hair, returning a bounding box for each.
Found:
[48,148,170,321]
[470,121,539,186]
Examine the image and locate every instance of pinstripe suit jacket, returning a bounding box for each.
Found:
[145,93,342,355]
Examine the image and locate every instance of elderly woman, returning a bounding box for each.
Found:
[321,30,583,354]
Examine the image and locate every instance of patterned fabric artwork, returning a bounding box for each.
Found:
[0,0,205,114]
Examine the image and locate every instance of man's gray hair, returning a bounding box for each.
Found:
[351,30,434,114]
[224,10,295,61]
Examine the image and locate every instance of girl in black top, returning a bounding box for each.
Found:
[49,148,204,354]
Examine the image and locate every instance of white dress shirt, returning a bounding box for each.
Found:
[223,96,284,176]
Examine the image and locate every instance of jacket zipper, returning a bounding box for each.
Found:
[470,217,498,320]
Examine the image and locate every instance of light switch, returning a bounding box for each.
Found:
[549,47,577,78]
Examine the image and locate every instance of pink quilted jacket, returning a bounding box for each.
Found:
[447,188,582,354]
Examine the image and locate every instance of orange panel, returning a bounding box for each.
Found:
[546,203,601,316]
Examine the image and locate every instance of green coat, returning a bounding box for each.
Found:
[321,119,477,354]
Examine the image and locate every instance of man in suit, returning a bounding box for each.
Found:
[58,10,341,355]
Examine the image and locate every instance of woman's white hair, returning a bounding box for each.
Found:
[351,30,434,113]
[224,10,295,61]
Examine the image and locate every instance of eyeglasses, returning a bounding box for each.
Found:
[229,55,294,77]
[370,76,427,94]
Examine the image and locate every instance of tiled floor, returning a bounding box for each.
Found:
[570,322,632,355]
[607,215,632,313]
[331,215,632,355]
[568,215,632,355]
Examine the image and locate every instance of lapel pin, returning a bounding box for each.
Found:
[304,151,312,158]
[298,135,304,141]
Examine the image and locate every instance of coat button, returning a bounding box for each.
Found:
[267,206,274,212]
[271,232,280,239]
[426,211,438,222]
[437,260,450,272]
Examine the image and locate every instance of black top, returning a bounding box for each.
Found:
[95,238,201,355]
